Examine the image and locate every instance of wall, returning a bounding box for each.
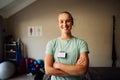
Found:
[6,0,120,67]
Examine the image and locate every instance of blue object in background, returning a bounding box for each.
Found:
[16,38,23,64]
[27,58,44,74]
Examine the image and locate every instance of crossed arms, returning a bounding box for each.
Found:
[45,52,89,77]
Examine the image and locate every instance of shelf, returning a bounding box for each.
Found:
[5,43,16,46]
[7,59,16,61]
[4,43,17,61]
[6,51,16,53]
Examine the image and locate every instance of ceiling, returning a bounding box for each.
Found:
[0,0,37,18]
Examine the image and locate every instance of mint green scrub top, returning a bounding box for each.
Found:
[45,36,89,80]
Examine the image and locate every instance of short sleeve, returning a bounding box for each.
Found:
[79,40,89,53]
[45,40,54,55]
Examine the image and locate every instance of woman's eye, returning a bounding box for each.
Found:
[60,21,63,23]
[67,20,72,23]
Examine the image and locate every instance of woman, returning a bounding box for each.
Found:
[45,11,89,80]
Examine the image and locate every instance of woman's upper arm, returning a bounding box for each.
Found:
[76,52,89,73]
[45,54,54,71]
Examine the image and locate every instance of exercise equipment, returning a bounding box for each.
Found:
[27,58,44,74]
[0,61,16,80]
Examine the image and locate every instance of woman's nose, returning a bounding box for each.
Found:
[63,22,67,26]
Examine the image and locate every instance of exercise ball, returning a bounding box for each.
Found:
[0,61,16,80]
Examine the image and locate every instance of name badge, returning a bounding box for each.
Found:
[57,51,67,58]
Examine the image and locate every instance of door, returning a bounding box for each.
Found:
[116,14,120,67]
[0,15,3,62]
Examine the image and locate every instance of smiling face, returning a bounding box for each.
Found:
[58,12,73,34]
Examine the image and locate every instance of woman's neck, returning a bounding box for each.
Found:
[61,33,73,40]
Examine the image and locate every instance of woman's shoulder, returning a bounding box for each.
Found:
[72,36,88,46]
[73,36,89,48]
[47,37,60,43]
[73,36,85,42]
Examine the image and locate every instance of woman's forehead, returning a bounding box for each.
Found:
[58,13,71,20]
